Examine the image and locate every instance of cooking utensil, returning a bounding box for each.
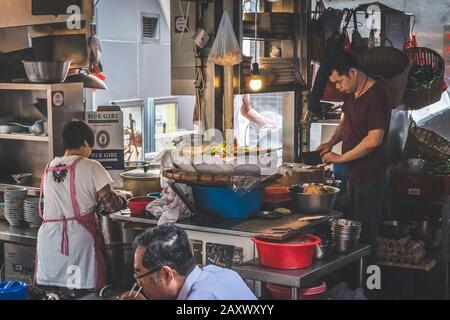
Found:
[289,185,339,215]
[302,151,323,166]
[329,219,361,253]
[22,61,71,83]
[315,240,336,260]
[65,68,107,89]
[120,169,161,197]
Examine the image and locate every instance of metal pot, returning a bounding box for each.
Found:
[99,214,123,246]
[124,161,148,172]
[120,169,161,197]
[289,185,340,215]
[411,220,442,248]
[22,60,71,83]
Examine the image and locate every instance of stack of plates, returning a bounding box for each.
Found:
[330,219,362,253]
[4,187,28,226]
[24,197,43,228]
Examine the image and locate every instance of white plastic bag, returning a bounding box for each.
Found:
[208,11,242,66]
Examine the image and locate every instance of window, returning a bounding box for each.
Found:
[142,13,160,42]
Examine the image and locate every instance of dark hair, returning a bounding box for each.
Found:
[62,120,95,150]
[134,224,196,276]
[329,51,363,76]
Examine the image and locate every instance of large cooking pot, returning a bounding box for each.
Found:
[120,169,161,197]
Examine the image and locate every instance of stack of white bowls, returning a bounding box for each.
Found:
[24,197,43,228]
[4,187,28,226]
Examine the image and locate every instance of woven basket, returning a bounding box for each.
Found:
[358,47,410,109]
[402,122,450,162]
[403,47,445,110]
[163,169,280,187]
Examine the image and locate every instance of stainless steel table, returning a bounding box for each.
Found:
[0,221,38,246]
[232,244,371,300]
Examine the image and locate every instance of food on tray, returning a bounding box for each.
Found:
[274,207,292,215]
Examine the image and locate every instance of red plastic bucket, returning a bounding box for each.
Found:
[252,234,321,269]
[266,282,327,300]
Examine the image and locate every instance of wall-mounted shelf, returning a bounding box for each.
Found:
[0,134,49,142]
[0,83,49,91]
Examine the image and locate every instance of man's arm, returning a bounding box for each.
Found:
[341,129,385,162]
[323,129,385,164]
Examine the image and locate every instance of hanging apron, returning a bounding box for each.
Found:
[34,157,107,291]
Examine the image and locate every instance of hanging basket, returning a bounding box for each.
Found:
[402,121,450,162]
[358,47,410,109]
[403,47,445,110]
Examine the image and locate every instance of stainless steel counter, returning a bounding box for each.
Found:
[110,210,343,239]
[0,221,38,246]
[232,244,371,299]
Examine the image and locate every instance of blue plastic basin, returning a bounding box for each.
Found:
[191,186,264,219]
[0,281,28,300]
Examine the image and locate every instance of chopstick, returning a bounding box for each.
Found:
[128,283,137,296]
[134,286,143,298]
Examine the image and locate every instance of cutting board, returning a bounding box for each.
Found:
[231,214,314,240]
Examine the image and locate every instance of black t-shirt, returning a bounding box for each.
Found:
[341,82,391,185]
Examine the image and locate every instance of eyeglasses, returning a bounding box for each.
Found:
[134,266,161,281]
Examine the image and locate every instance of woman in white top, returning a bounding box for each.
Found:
[35,120,126,291]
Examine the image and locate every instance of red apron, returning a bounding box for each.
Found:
[35,157,107,291]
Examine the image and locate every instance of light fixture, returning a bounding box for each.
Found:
[249,1,263,91]
[249,62,262,91]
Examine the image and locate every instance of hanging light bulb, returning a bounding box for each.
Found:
[249,62,262,91]
[249,3,262,92]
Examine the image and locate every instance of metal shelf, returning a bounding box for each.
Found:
[0,83,50,91]
[0,134,48,142]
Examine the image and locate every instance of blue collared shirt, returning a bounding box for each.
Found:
[177,265,257,300]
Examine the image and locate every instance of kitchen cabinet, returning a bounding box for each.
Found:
[0,82,84,196]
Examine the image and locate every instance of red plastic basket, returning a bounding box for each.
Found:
[252,234,321,269]
[266,282,327,300]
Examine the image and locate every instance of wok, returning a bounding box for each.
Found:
[65,68,107,89]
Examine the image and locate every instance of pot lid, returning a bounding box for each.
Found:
[120,169,160,180]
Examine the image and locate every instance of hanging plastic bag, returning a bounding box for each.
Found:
[209,11,242,66]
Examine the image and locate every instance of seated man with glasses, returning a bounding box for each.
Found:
[121,224,257,300]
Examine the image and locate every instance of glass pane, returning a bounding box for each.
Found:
[123,107,143,161]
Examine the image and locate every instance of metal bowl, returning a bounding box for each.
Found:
[22,61,71,83]
[288,185,340,215]
[315,240,336,260]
